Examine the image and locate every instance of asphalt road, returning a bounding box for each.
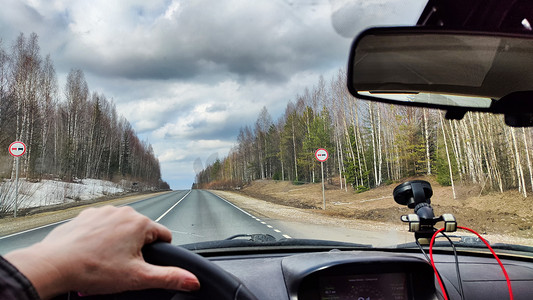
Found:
[0,190,290,254]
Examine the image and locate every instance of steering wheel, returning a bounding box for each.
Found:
[54,242,257,300]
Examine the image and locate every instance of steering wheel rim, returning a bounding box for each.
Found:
[141,242,257,300]
[54,242,257,300]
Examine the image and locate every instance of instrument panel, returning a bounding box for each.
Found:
[280,251,437,300]
[319,273,408,300]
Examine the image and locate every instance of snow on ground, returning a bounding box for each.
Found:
[0,179,126,211]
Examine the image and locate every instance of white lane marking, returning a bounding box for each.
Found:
[207,191,295,239]
[0,219,69,240]
[0,191,189,240]
[155,190,191,222]
[208,192,257,218]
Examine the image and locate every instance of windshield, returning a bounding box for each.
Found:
[1,0,532,257]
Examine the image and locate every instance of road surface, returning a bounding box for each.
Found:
[0,190,291,254]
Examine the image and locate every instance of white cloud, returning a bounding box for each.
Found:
[163,1,182,20]
[157,148,188,163]
[0,0,423,188]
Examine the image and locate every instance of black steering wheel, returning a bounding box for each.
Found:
[53,242,257,300]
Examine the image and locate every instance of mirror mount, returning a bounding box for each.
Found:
[505,114,533,127]
[444,109,467,121]
[492,91,533,127]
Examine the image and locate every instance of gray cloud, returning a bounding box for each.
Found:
[9,0,348,83]
[330,0,427,38]
[0,0,422,188]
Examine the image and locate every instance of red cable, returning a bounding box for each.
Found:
[429,226,514,300]
[457,226,514,300]
[429,228,448,300]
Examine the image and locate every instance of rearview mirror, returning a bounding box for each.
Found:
[347,27,533,126]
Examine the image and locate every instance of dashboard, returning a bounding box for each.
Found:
[211,249,533,300]
[63,248,533,300]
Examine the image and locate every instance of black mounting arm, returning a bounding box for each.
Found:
[393,180,457,244]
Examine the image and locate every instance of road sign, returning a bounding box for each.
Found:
[8,141,25,217]
[9,141,26,157]
[314,148,329,210]
[315,148,329,162]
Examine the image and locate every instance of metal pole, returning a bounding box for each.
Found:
[321,161,325,210]
[14,157,19,218]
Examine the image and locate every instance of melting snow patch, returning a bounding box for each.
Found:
[0,179,125,211]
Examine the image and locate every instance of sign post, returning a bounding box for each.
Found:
[9,141,26,218]
[315,148,329,210]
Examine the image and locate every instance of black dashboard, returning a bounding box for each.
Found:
[63,247,533,300]
[210,249,533,300]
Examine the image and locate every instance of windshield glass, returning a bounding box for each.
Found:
[1,0,532,256]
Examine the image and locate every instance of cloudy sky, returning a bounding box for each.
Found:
[0,0,425,189]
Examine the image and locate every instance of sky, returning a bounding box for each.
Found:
[0,0,426,189]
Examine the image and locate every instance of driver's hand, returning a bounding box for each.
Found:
[5,205,200,299]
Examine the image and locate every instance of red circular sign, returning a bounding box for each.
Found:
[315,148,328,162]
[9,141,26,157]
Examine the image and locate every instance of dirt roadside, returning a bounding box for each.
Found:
[211,189,414,246]
[0,191,172,236]
[212,178,533,247]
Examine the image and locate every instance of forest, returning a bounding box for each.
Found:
[196,70,533,198]
[0,33,167,189]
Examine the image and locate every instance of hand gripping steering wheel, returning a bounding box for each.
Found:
[54,242,257,300]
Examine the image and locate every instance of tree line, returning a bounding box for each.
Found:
[0,33,167,189]
[196,70,533,198]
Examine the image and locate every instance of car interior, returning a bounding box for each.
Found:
[50,1,533,299]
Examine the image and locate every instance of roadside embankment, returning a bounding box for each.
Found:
[212,178,533,246]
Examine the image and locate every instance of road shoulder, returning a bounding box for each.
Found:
[210,190,413,246]
[0,192,172,236]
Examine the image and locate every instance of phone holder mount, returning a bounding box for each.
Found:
[393,180,457,244]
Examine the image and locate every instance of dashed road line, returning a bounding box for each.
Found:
[208,191,293,240]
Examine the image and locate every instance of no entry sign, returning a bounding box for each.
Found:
[9,141,26,218]
[315,148,328,162]
[9,141,26,157]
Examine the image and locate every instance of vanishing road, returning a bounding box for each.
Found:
[0,190,291,254]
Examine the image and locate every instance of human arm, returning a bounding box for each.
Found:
[4,205,200,299]
[0,255,40,300]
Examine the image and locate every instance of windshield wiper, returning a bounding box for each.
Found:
[433,235,533,253]
[396,235,486,248]
[396,235,533,255]
[180,234,372,252]
[225,233,277,243]
[484,243,533,253]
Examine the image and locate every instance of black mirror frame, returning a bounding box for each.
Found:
[346,26,533,126]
